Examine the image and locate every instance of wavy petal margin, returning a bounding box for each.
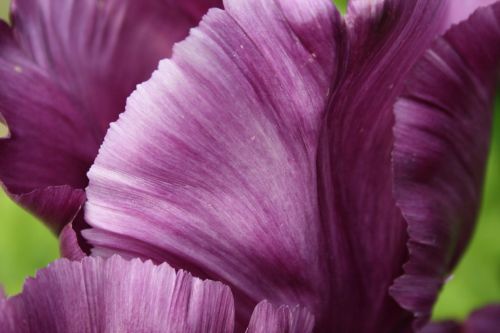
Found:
[0,256,235,333]
[390,3,500,327]
[0,256,315,333]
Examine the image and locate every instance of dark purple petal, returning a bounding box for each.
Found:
[0,256,235,333]
[420,305,500,333]
[246,301,314,333]
[0,0,220,232]
[59,222,85,261]
[465,305,500,332]
[11,187,85,233]
[347,0,498,31]
[390,3,500,328]
[316,0,454,330]
[85,0,343,329]
[420,321,462,333]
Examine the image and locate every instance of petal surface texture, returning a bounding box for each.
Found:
[319,0,457,330]
[84,0,500,331]
[420,305,500,333]
[390,3,500,327]
[86,0,342,329]
[246,301,314,333]
[0,256,235,333]
[0,0,220,232]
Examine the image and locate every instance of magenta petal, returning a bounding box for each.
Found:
[0,256,235,333]
[0,0,220,232]
[420,305,500,333]
[246,301,314,333]
[390,3,500,327]
[85,0,343,328]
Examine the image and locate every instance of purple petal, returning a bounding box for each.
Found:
[317,1,453,330]
[0,0,220,232]
[347,0,498,32]
[465,305,500,332]
[59,222,86,261]
[85,0,343,328]
[0,256,235,333]
[420,321,462,333]
[390,3,500,327]
[83,0,500,330]
[11,186,86,233]
[420,305,500,333]
[246,301,314,333]
[84,0,500,330]
[444,0,499,27]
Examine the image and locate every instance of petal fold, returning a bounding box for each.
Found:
[390,3,500,327]
[317,0,451,330]
[0,256,235,333]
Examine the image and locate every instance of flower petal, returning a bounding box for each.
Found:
[420,305,500,333]
[85,0,343,328]
[347,0,499,31]
[390,3,500,327]
[246,301,314,333]
[0,256,235,333]
[11,186,86,233]
[0,0,220,232]
[59,222,86,261]
[445,0,499,27]
[317,0,452,330]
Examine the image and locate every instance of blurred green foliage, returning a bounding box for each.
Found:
[0,0,7,21]
[0,0,498,323]
[0,191,59,295]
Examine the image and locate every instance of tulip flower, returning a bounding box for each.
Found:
[0,0,221,234]
[1,0,500,332]
[81,0,500,331]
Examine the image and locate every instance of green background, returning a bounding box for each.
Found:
[0,0,498,322]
